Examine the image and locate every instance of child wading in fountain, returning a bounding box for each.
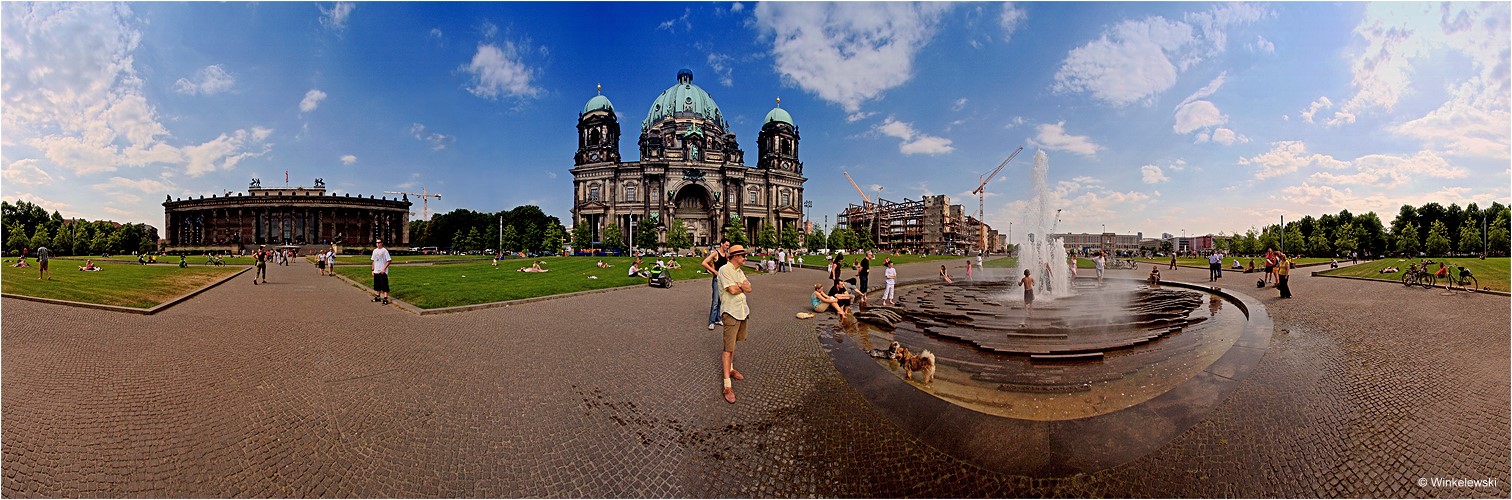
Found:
[1018,269,1036,327]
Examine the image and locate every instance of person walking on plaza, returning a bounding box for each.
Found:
[1208,250,1222,282]
[777,248,787,272]
[859,252,871,292]
[966,258,974,280]
[882,259,897,306]
[1263,249,1278,285]
[718,245,752,404]
[254,246,268,284]
[701,239,731,330]
[371,239,392,305]
[1169,253,1178,270]
[1093,251,1106,286]
[1276,251,1292,299]
[35,245,50,280]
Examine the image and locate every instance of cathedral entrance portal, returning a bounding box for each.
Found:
[673,184,715,248]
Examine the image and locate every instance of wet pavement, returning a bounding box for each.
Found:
[2,257,1508,497]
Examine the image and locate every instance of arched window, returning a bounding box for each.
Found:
[780,190,791,208]
[748,186,760,206]
[589,129,602,146]
[588,185,601,201]
[625,185,637,203]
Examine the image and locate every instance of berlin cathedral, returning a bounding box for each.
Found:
[571,69,806,248]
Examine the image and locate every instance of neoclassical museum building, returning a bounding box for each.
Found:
[162,178,411,249]
[571,69,806,248]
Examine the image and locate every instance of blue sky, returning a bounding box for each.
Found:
[3,2,1508,239]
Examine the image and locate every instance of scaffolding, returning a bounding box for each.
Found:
[836,195,1006,254]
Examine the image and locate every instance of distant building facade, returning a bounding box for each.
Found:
[570,70,807,248]
[162,178,411,249]
[839,194,1008,254]
[1053,232,1144,256]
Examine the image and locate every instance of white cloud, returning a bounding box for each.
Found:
[1310,150,1467,189]
[731,3,744,13]
[299,89,327,113]
[1141,164,1169,184]
[999,3,1027,42]
[1392,80,1510,160]
[951,98,968,112]
[319,2,355,31]
[172,65,235,95]
[340,154,357,166]
[875,117,954,155]
[1248,35,1275,54]
[1029,121,1101,156]
[94,175,173,194]
[181,127,273,177]
[1173,100,1225,134]
[462,42,542,99]
[409,123,455,150]
[658,8,692,32]
[1299,96,1333,124]
[707,52,734,87]
[1053,5,1266,107]
[1238,141,1350,180]
[429,28,443,40]
[6,193,73,212]
[753,2,951,113]
[2,159,53,186]
[1210,128,1248,145]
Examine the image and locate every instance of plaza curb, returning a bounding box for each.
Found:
[1307,271,1510,297]
[0,265,252,315]
[821,277,1273,477]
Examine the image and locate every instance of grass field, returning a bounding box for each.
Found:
[1134,256,1334,268]
[1,258,244,308]
[327,254,492,265]
[334,256,772,309]
[1317,257,1508,292]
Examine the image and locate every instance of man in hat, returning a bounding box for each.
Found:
[371,239,392,305]
[718,244,753,404]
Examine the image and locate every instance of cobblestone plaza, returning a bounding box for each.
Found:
[2,259,1508,497]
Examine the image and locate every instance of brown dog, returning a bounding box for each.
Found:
[891,346,937,384]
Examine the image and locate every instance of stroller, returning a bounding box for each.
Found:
[648,265,673,288]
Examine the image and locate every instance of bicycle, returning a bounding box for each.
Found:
[1401,267,1436,289]
[1446,266,1478,292]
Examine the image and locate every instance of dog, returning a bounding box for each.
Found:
[869,341,900,359]
[891,345,936,384]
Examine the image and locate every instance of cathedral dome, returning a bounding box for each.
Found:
[582,85,614,114]
[763,98,793,126]
[642,69,725,132]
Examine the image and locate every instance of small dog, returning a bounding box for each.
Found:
[869,341,900,359]
[891,345,936,384]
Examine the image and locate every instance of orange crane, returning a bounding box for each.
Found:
[843,170,884,247]
[970,146,1024,251]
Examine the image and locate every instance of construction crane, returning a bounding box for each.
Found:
[842,171,872,207]
[384,186,443,221]
[842,170,883,248]
[970,146,1024,251]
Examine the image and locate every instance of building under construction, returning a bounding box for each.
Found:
[837,194,1007,254]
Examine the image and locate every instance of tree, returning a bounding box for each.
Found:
[780,223,801,251]
[1424,220,1452,256]
[1283,225,1305,255]
[722,219,746,246]
[466,227,485,252]
[1355,212,1387,257]
[854,227,875,250]
[502,225,520,252]
[572,224,594,252]
[808,229,827,252]
[829,226,853,251]
[602,223,624,251]
[1395,221,1420,256]
[47,226,68,256]
[451,229,466,252]
[1307,227,1331,257]
[666,218,692,253]
[541,224,565,255]
[6,222,28,255]
[755,220,778,251]
[1333,223,1358,257]
[1159,239,1173,254]
[522,223,542,253]
[1458,223,1482,255]
[634,218,659,250]
[1488,212,1510,257]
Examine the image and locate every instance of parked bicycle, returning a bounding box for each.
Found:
[1445,265,1479,291]
[1401,265,1436,289]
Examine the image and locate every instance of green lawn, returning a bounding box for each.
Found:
[1317,257,1509,292]
[1134,256,1334,268]
[334,256,756,309]
[326,254,492,265]
[1,258,244,308]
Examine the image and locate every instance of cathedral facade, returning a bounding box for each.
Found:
[571,69,806,249]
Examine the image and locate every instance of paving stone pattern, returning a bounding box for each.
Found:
[3,258,1507,497]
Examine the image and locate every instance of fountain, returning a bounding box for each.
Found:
[818,150,1273,476]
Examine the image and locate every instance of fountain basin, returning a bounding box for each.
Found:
[818,278,1272,476]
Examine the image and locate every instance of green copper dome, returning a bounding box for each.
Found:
[582,85,613,114]
[763,98,793,126]
[642,69,726,132]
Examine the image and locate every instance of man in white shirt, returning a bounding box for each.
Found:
[777,249,787,272]
[1207,250,1223,282]
[718,245,752,404]
[372,239,392,305]
[1093,251,1106,286]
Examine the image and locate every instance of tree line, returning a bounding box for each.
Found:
[407,205,566,254]
[1217,201,1510,258]
[2,200,160,256]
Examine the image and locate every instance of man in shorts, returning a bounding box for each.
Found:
[254,245,268,284]
[718,245,752,404]
[35,245,50,280]
[1018,268,1035,327]
[372,239,392,305]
